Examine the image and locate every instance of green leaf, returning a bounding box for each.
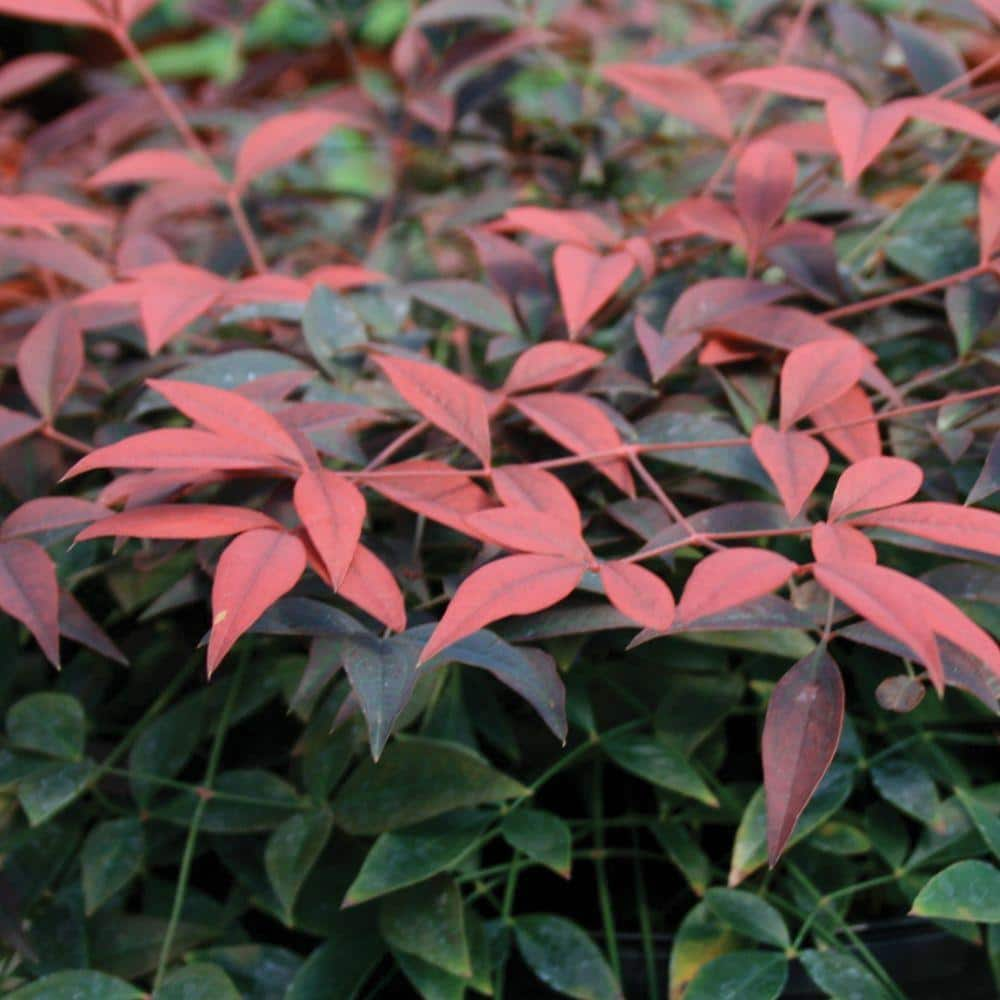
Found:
[81,817,145,915]
[303,286,367,376]
[602,732,717,806]
[157,770,301,832]
[394,950,465,1000]
[729,764,852,885]
[285,910,384,1000]
[380,877,470,977]
[265,810,334,922]
[334,738,527,835]
[684,951,788,1000]
[884,183,977,282]
[955,787,1000,862]
[407,279,518,336]
[669,900,743,998]
[871,758,941,827]
[158,964,241,1000]
[18,760,94,826]
[799,948,894,999]
[651,820,711,896]
[8,971,142,999]
[185,945,302,999]
[344,814,487,906]
[7,693,85,761]
[945,276,1000,356]
[911,860,1000,922]
[128,690,211,807]
[91,912,214,979]
[501,808,572,877]
[515,914,622,1000]
[704,889,789,949]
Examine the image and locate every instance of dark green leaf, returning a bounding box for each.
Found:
[81,818,144,915]
[501,808,572,877]
[669,901,741,998]
[8,971,141,999]
[303,286,367,375]
[158,964,241,1000]
[334,738,526,835]
[407,279,518,336]
[603,732,717,806]
[968,433,1000,505]
[704,889,788,949]
[911,860,1000,922]
[18,761,94,826]
[515,914,622,1000]
[7,693,85,761]
[344,814,487,905]
[185,945,302,1000]
[684,951,788,1000]
[380,877,470,977]
[285,910,384,1000]
[265,811,334,922]
[871,758,941,827]
[945,276,1000,356]
[393,950,465,1000]
[157,770,301,832]
[799,948,894,1000]
[955,787,1000,861]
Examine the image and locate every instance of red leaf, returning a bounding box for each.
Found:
[63,429,291,479]
[0,53,75,104]
[207,530,306,675]
[513,392,634,496]
[829,456,923,520]
[74,504,279,541]
[87,150,225,192]
[979,154,1000,264]
[147,378,306,467]
[337,543,406,632]
[599,560,675,630]
[810,522,876,564]
[0,0,109,27]
[58,588,126,664]
[813,561,941,680]
[901,96,1000,148]
[466,227,548,300]
[735,140,796,255]
[16,306,83,422]
[419,554,584,663]
[602,63,732,140]
[503,342,605,394]
[363,460,492,535]
[0,539,59,667]
[825,96,907,184]
[307,265,389,292]
[374,354,492,466]
[126,264,226,354]
[751,426,829,519]
[664,278,791,336]
[234,109,361,192]
[724,65,857,102]
[553,245,634,338]
[491,465,581,531]
[779,338,871,429]
[854,502,1000,556]
[675,548,796,625]
[492,206,620,248]
[674,197,745,246]
[465,508,589,560]
[293,469,366,589]
[809,386,882,463]
[2,497,109,538]
[635,316,700,382]
[763,649,844,866]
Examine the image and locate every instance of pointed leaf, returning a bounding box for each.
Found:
[826,96,907,184]
[503,341,605,394]
[466,507,588,560]
[751,426,828,519]
[293,469,365,589]
[676,548,796,626]
[492,465,582,531]
[407,279,518,336]
[419,554,583,664]
[910,860,1000,922]
[0,406,41,451]
[513,392,634,495]
[0,52,75,104]
[82,818,144,915]
[501,809,572,877]
[635,317,700,382]
[810,385,882,462]
[779,338,870,429]
[381,877,471,978]
[602,62,732,139]
[553,245,633,338]
[684,952,788,1000]
[979,155,1000,263]
[374,354,492,466]
[603,732,716,806]
[87,150,224,192]
[2,497,109,538]
[724,65,856,102]
[810,522,876,564]
[829,456,923,520]
[735,140,796,253]
[0,0,109,26]
[599,560,675,630]
[856,502,1000,556]
[265,811,333,921]
[0,539,59,667]
[968,433,1000,504]
[16,307,83,421]
[207,530,306,674]
[75,504,279,541]
[763,649,844,865]
[337,543,406,632]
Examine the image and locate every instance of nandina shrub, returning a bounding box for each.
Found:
[0,0,999,996]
